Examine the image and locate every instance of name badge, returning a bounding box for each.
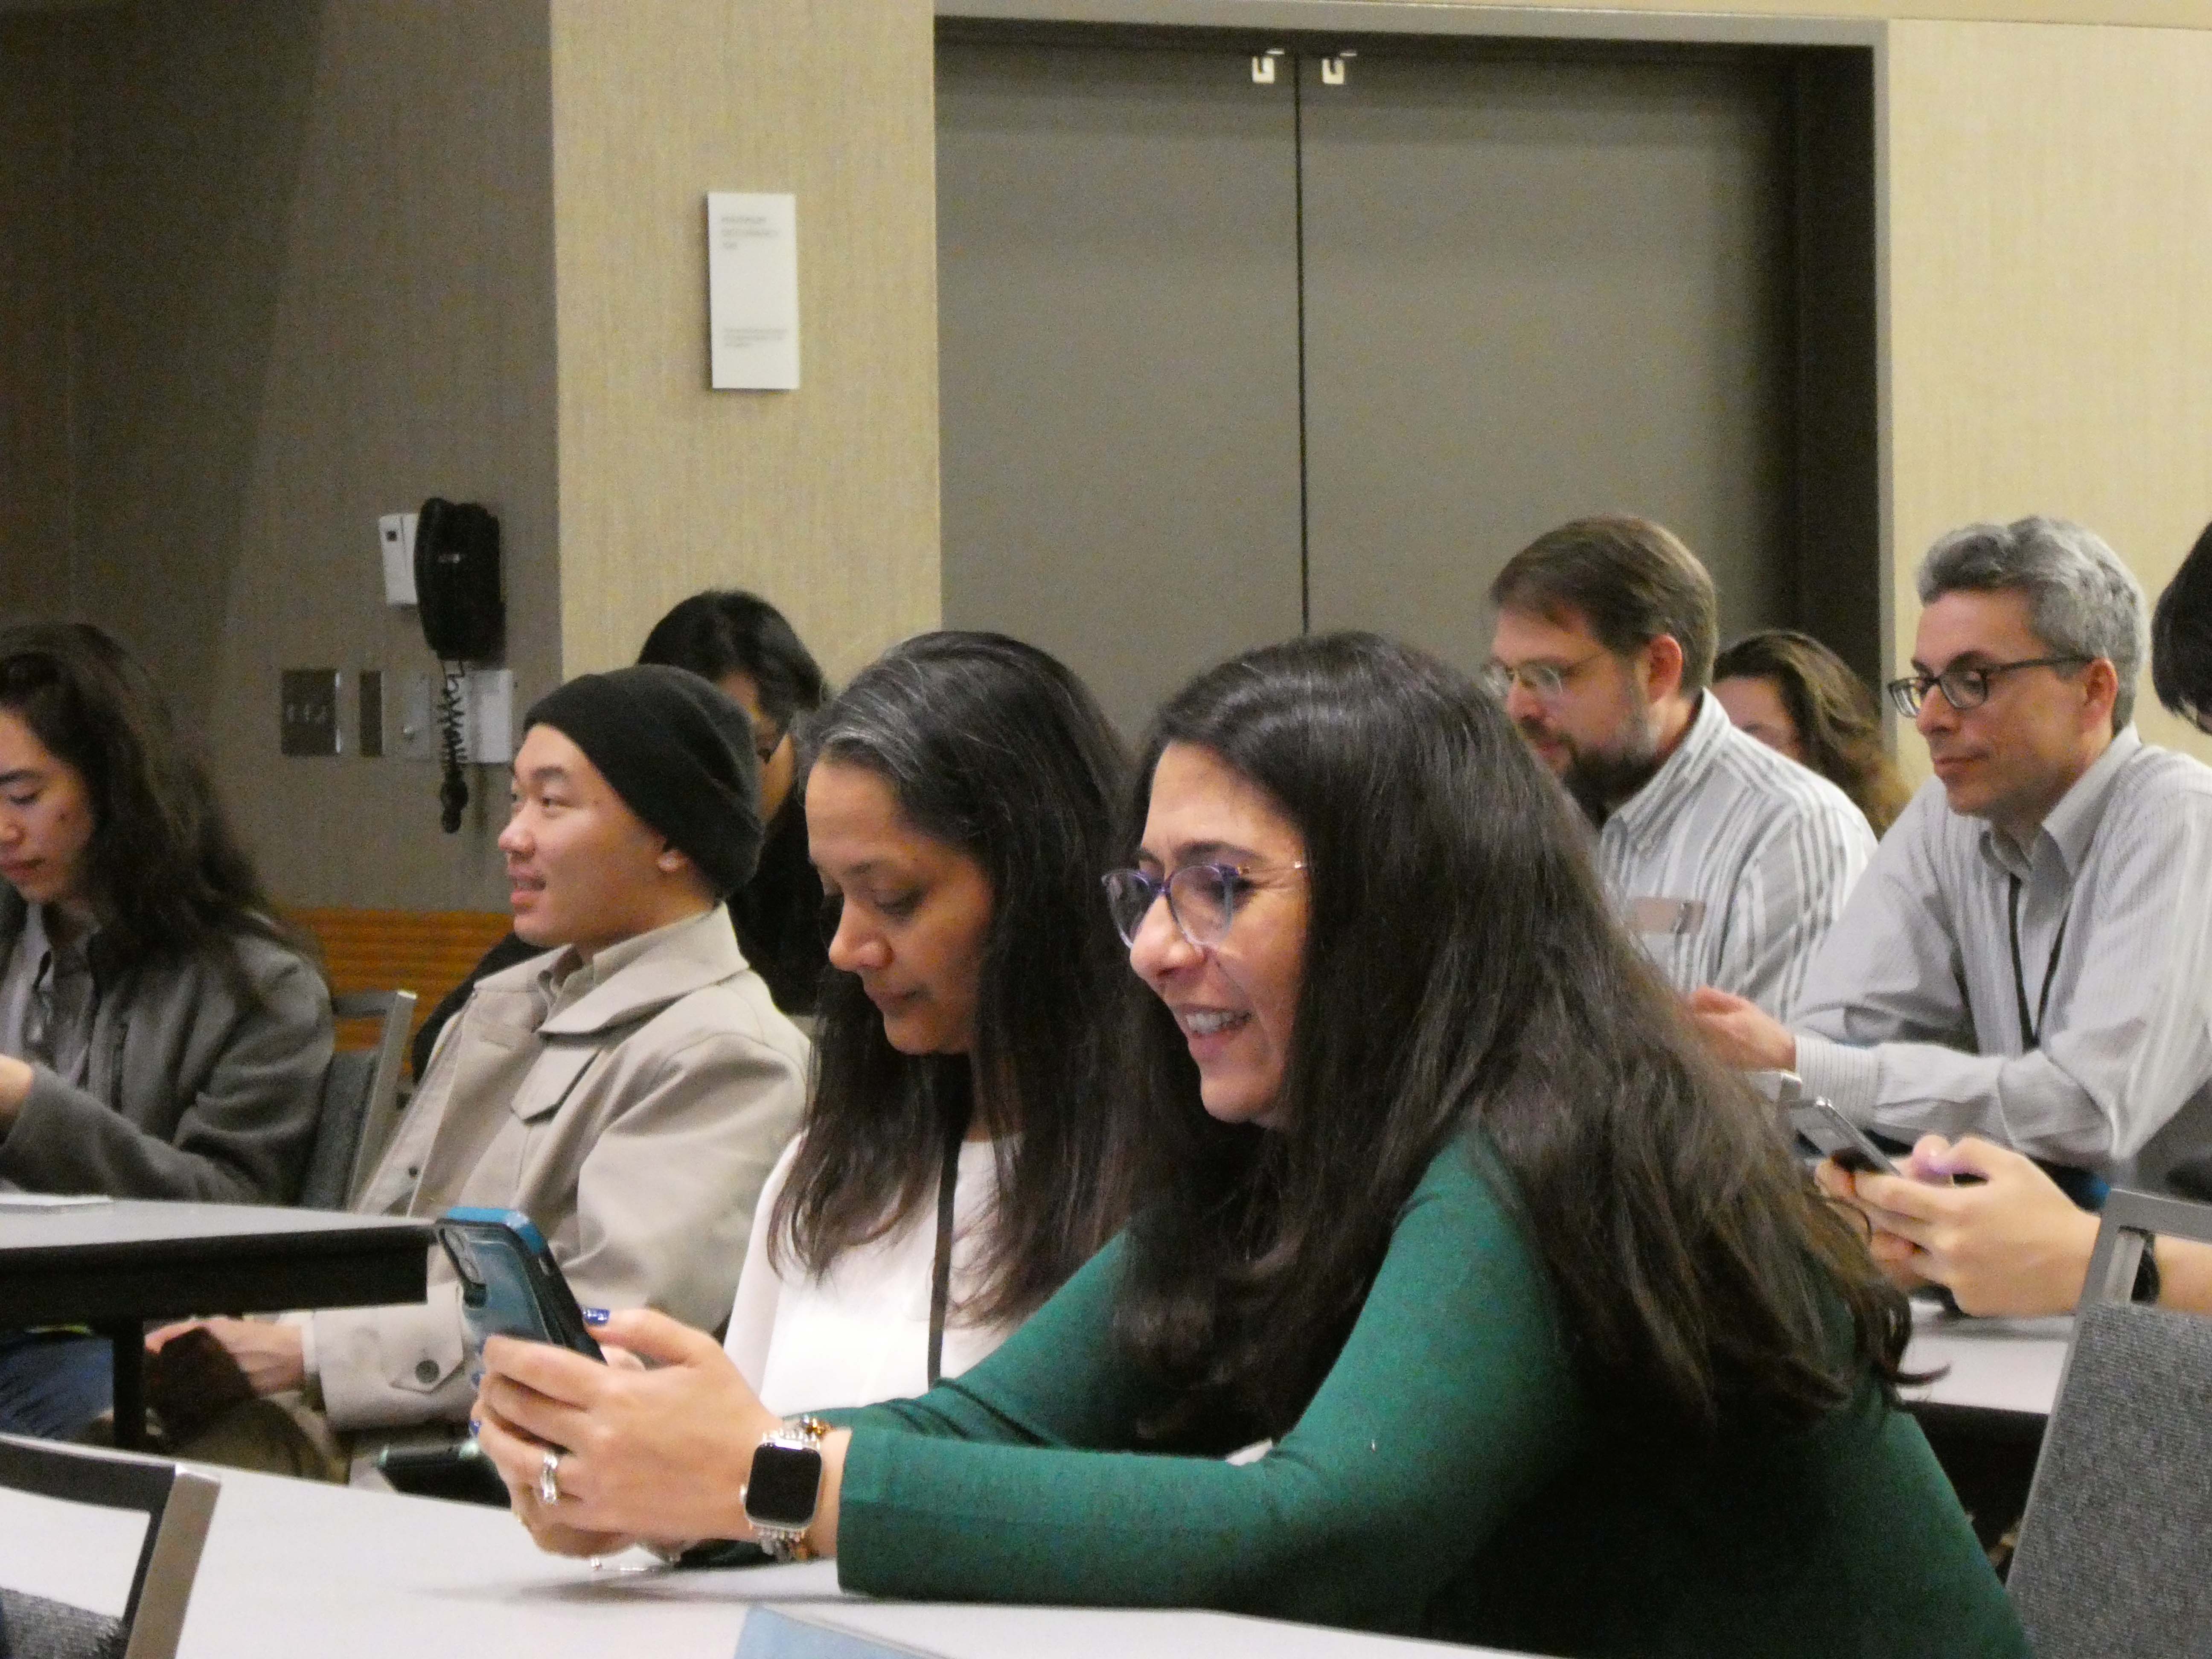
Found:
[1627,896,1706,936]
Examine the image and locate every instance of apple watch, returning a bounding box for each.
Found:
[743,1415,829,1561]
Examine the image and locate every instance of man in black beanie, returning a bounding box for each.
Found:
[148,667,808,1480]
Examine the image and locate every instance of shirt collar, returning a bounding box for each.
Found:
[1977,725,2140,882]
[1604,692,1729,850]
[534,905,723,1021]
[17,903,96,981]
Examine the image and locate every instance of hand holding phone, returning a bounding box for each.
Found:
[434,1207,603,1362]
[1788,1099,1903,1178]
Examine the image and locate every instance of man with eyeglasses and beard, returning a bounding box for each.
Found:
[1486,514,1874,1020]
[1691,516,2212,1195]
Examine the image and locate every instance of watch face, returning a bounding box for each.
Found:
[746,1442,822,1527]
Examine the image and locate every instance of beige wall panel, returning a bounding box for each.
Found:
[1325,0,2209,28]
[0,15,79,617]
[550,0,941,686]
[70,0,560,910]
[1886,18,2212,771]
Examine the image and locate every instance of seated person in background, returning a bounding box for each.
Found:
[151,666,806,1476]
[410,589,830,1076]
[474,634,2022,1659]
[1693,516,2212,1190]
[728,632,1134,1413]
[0,624,330,1440]
[1487,515,1874,1018]
[1820,518,2212,1315]
[1713,629,1913,836]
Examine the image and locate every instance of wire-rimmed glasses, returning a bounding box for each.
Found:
[1884,656,2090,719]
[1100,862,1306,949]
[1480,650,1606,703]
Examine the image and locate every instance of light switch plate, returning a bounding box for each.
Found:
[280,669,342,757]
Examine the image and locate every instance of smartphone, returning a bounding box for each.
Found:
[1789,1100,1903,1178]
[434,1207,603,1362]
[376,1438,513,1508]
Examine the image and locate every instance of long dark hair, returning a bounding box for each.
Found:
[0,623,303,970]
[1115,633,1907,1441]
[2152,519,2212,731]
[771,632,1134,1325]
[1714,630,1912,835]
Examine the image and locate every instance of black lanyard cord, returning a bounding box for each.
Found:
[926,1110,966,1389]
[2007,874,2070,1050]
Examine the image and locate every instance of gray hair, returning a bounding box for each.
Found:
[1916,516,2145,731]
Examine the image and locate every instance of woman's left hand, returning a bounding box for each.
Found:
[474,1308,780,1546]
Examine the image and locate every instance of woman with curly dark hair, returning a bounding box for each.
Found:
[1714,629,1913,835]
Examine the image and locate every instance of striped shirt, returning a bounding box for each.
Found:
[1793,728,2212,1183]
[1596,692,1875,1019]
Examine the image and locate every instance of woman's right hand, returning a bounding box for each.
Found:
[473,1309,782,1550]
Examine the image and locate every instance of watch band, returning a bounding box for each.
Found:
[746,1415,829,1562]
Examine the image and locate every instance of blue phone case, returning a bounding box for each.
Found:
[435,1206,602,1362]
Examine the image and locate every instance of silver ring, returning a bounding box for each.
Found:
[538,1447,564,1505]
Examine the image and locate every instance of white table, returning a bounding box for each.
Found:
[1898,1296,2071,1419]
[174,1464,1529,1659]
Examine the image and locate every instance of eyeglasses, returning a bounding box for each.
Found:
[1100,861,1305,949]
[1481,651,1607,703]
[1885,656,2091,719]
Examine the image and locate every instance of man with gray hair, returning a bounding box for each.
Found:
[1694,515,2212,1186]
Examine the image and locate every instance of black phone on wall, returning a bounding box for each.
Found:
[413,498,504,662]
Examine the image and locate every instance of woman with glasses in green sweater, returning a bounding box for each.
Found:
[474,633,2022,1658]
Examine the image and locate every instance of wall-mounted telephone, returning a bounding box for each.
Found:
[413,498,504,832]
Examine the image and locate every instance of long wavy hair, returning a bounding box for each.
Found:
[1114,633,1908,1442]
[0,623,304,973]
[1714,629,1913,835]
[770,632,1134,1325]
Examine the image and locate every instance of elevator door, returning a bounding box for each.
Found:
[1298,48,1798,677]
[936,40,1306,739]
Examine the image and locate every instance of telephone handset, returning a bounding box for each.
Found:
[412,499,504,832]
[414,498,503,661]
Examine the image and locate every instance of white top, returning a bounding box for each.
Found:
[1596,692,1875,1019]
[724,1133,1016,1416]
[1793,728,2212,1180]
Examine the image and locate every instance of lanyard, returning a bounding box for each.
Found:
[2006,874,2070,1050]
[926,1112,965,1388]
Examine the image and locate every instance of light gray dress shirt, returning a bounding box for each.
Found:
[0,904,98,1088]
[1793,728,2212,1182]
[1597,692,1876,1019]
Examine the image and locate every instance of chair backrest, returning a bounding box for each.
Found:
[0,1435,219,1659]
[2008,1188,2212,1658]
[298,988,417,1211]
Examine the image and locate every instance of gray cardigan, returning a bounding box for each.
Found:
[0,891,332,1202]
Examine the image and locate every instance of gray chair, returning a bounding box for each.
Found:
[2007,1187,2212,1658]
[297,989,416,1211]
[0,1434,219,1659]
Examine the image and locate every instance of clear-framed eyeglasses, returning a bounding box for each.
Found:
[1884,655,2090,719]
[1480,650,1606,703]
[1100,862,1306,949]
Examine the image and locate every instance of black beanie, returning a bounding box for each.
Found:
[523,665,764,897]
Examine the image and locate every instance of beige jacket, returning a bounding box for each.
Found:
[310,905,806,1432]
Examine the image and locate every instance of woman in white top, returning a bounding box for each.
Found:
[725,632,1135,1411]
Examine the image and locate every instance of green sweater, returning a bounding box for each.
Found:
[835,1137,2027,1657]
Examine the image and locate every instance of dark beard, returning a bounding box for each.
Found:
[1560,744,1663,828]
